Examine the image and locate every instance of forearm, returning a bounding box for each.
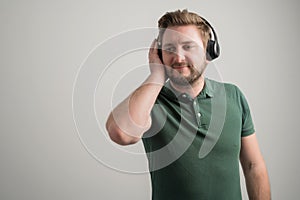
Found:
[106,73,164,145]
[128,73,164,126]
[243,162,271,200]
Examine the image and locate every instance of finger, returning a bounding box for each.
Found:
[153,40,159,54]
[150,39,157,51]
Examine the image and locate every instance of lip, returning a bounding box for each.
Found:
[172,65,189,70]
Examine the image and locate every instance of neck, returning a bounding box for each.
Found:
[170,75,205,99]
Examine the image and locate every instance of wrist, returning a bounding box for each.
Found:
[146,72,166,86]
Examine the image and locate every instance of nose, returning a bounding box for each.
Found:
[173,49,186,63]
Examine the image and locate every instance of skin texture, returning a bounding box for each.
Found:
[162,25,207,87]
[106,24,271,199]
[106,39,165,144]
[240,134,271,200]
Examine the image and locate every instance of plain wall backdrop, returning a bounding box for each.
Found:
[1,0,299,199]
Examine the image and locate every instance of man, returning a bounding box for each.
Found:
[106,9,270,200]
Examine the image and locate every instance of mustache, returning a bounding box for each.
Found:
[171,62,189,68]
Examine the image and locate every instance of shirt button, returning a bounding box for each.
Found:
[197,113,201,117]
[182,94,187,98]
[193,101,197,105]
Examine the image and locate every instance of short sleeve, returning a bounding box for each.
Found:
[237,87,255,137]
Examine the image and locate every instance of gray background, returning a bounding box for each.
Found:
[1,0,299,199]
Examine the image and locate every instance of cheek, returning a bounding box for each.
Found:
[191,52,206,64]
[162,53,172,65]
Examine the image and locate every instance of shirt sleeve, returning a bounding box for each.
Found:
[237,87,255,137]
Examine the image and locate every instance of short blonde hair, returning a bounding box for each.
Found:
[158,9,211,50]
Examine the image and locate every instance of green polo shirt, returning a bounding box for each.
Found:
[142,78,255,200]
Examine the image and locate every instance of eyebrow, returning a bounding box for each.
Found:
[162,41,197,47]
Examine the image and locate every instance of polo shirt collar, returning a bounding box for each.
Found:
[163,78,214,100]
[203,78,214,98]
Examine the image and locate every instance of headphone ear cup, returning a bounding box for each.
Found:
[206,39,220,61]
[157,41,163,62]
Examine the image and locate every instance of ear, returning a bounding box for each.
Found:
[205,59,210,65]
[204,48,210,64]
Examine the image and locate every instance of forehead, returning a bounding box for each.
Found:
[162,25,203,45]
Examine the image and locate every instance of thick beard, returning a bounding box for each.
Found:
[166,65,204,86]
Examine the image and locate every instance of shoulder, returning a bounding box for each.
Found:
[205,78,242,97]
[206,78,251,110]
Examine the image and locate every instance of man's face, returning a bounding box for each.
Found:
[161,25,208,86]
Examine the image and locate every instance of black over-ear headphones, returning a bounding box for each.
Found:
[200,16,220,61]
[157,16,220,61]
